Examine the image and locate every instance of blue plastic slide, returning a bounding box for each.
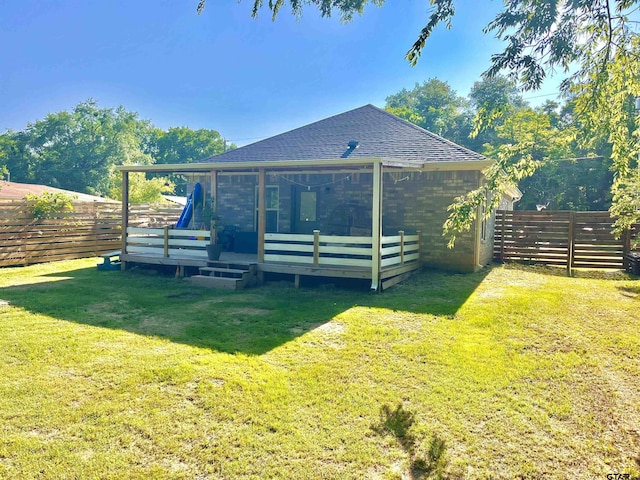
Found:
[175,182,203,228]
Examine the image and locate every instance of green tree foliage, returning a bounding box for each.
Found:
[25,192,76,220]
[206,0,639,240]
[517,157,614,211]
[385,78,467,142]
[0,101,232,200]
[384,76,615,214]
[153,127,227,165]
[152,127,231,195]
[467,75,526,141]
[444,107,575,246]
[109,173,175,204]
[0,100,155,197]
[416,0,640,240]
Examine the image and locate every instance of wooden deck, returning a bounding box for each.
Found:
[121,250,419,279]
[120,227,422,289]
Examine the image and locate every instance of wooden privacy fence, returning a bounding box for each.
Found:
[0,199,182,267]
[494,210,638,273]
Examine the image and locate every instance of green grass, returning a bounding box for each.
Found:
[0,259,639,479]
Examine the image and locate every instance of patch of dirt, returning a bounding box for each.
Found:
[301,322,346,348]
[27,428,60,441]
[601,366,640,469]
[312,322,345,335]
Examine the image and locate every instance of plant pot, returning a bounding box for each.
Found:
[206,244,223,261]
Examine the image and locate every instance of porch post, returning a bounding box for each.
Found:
[371,161,382,291]
[211,169,218,244]
[120,170,129,271]
[257,168,266,263]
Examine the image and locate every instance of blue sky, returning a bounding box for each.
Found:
[1,0,563,146]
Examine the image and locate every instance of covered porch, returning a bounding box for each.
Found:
[117,157,424,290]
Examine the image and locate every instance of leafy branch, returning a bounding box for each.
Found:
[25,192,76,220]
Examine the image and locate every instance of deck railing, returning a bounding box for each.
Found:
[125,227,422,267]
[264,230,420,268]
[381,232,421,267]
[126,227,210,258]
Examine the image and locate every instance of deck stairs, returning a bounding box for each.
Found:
[191,260,258,290]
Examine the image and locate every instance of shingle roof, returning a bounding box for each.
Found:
[200,104,487,165]
[0,181,113,202]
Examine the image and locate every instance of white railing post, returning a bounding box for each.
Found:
[399,230,405,265]
[164,226,169,257]
[371,161,382,290]
[313,230,320,266]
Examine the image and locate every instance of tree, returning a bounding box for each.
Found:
[153,127,228,165]
[385,78,467,144]
[152,127,230,195]
[444,106,575,245]
[1,100,155,196]
[109,173,175,204]
[467,75,526,139]
[198,0,640,241]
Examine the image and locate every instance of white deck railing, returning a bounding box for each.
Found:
[126,227,210,258]
[125,227,421,267]
[381,232,421,267]
[264,230,420,268]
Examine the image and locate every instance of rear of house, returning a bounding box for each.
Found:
[117,105,519,289]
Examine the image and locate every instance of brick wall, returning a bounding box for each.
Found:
[383,170,481,272]
[213,169,483,272]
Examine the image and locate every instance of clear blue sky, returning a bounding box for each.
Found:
[1,0,563,146]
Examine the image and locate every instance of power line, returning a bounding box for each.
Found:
[547,155,604,162]
[522,92,562,100]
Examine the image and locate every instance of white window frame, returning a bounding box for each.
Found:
[254,185,279,232]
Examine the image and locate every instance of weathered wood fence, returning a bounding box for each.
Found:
[0,199,182,267]
[494,210,638,273]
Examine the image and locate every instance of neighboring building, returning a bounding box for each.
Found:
[0,181,110,203]
[117,105,520,290]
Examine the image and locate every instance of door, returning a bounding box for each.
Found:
[255,185,279,233]
[291,186,320,234]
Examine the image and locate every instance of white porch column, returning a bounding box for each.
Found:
[257,168,266,263]
[120,170,129,271]
[211,169,218,243]
[371,161,382,290]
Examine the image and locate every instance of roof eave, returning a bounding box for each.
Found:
[117,157,493,173]
[116,157,385,173]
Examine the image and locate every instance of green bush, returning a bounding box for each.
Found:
[25,192,76,220]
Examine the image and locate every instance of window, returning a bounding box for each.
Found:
[299,191,317,222]
[480,193,489,242]
[255,186,279,232]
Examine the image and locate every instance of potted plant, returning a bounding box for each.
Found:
[202,197,222,261]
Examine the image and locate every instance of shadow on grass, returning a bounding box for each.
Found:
[0,262,489,355]
[501,261,635,280]
[372,403,448,479]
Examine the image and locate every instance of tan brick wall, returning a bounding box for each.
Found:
[382,170,481,272]
[213,169,482,272]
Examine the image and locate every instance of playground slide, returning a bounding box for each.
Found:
[175,182,203,228]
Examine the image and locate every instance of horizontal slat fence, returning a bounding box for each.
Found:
[0,199,182,267]
[494,210,638,273]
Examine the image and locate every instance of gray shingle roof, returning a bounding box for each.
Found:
[201,104,487,165]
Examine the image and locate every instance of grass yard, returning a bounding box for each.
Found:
[0,258,639,479]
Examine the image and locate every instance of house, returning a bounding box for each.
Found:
[116,105,520,290]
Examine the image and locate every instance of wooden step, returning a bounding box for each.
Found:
[207,260,257,272]
[191,275,244,290]
[199,266,248,277]
[207,260,256,267]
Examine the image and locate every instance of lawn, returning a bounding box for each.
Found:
[0,258,638,479]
